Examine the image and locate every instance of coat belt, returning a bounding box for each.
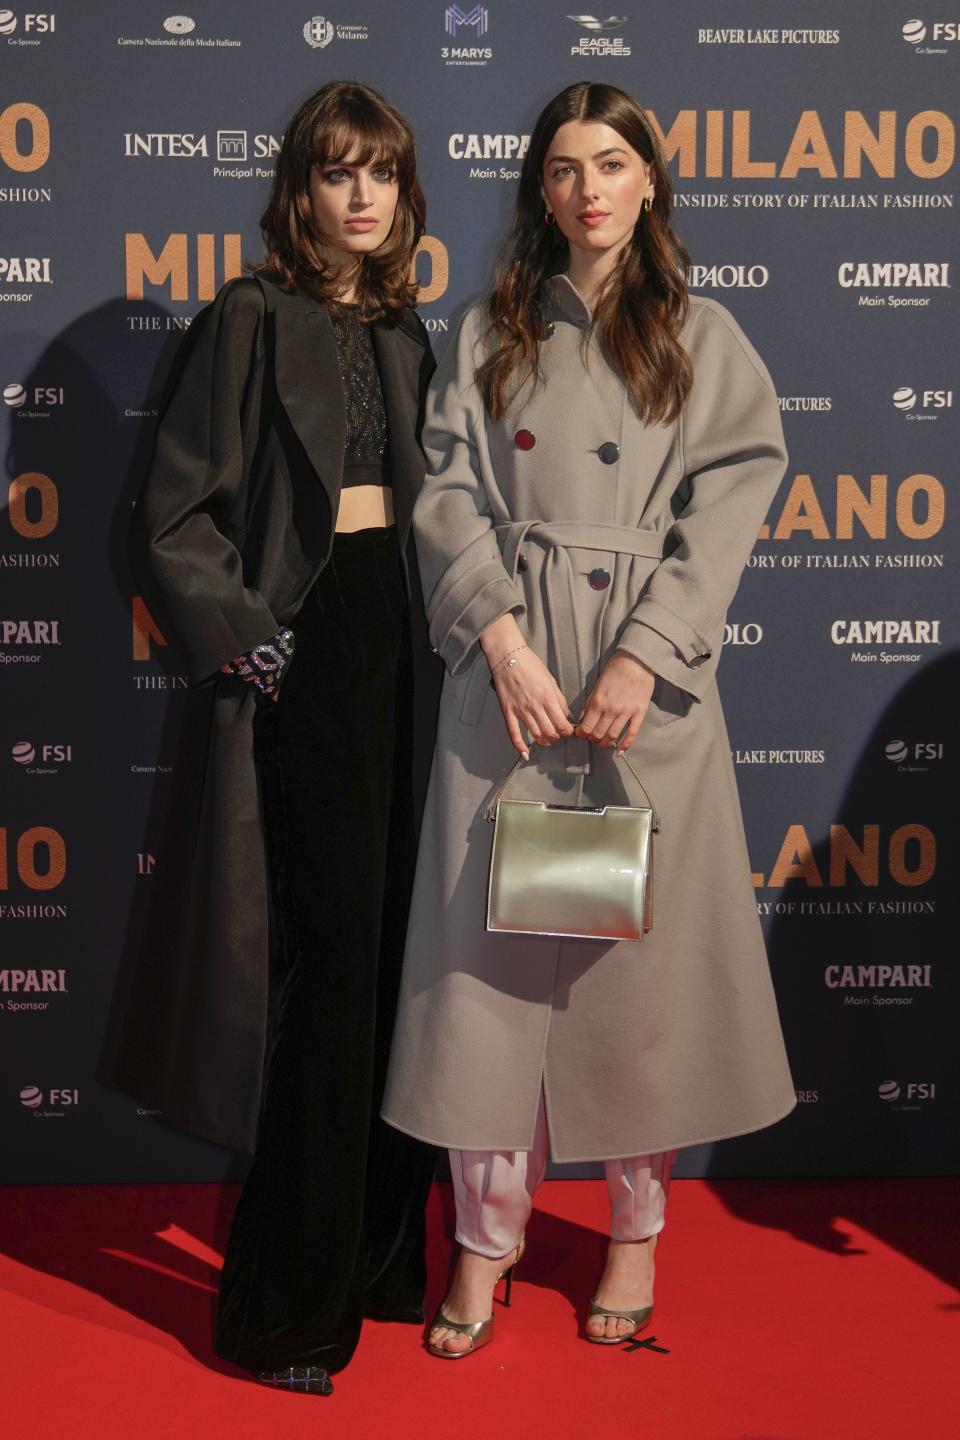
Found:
[493,520,669,702]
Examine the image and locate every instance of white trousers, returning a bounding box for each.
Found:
[450,1090,676,1259]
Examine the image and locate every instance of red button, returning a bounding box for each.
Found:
[514,429,536,450]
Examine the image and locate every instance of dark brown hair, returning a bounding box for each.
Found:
[258,81,425,321]
[478,82,692,423]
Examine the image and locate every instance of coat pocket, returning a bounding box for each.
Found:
[450,652,492,727]
[644,675,692,728]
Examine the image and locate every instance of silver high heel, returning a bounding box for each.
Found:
[427,1239,525,1359]
[585,1233,657,1345]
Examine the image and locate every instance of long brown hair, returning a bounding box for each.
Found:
[478,82,692,423]
[258,81,425,321]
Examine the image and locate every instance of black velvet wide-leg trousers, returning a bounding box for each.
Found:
[215,526,435,1375]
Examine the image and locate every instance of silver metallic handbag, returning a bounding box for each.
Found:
[485,748,660,942]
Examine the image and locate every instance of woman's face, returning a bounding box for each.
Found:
[308,152,400,256]
[541,120,653,261]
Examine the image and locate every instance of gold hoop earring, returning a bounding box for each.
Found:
[545,208,556,226]
[642,197,653,213]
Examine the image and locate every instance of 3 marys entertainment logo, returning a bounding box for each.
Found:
[442,5,492,65]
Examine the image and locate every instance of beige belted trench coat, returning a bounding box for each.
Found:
[382,276,796,1161]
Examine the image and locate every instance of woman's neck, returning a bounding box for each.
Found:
[564,242,627,311]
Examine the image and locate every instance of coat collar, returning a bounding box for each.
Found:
[270,286,344,519]
[371,319,427,543]
[543,272,592,329]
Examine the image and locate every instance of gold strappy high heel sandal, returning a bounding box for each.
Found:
[427,1239,525,1359]
[585,1233,656,1345]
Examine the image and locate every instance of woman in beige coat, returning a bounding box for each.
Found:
[382,82,796,1354]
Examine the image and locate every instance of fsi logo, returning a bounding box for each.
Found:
[11,740,71,771]
[0,11,57,37]
[884,738,943,769]
[3,383,63,415]
[446,5,488,36]
[891,386,953,419]
[902,18,959,47]
[19,1085,78,1111]
[878,1079,935,1105]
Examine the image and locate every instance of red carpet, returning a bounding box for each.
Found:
[1,1178,957,1439]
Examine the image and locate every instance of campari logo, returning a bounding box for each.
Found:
[831,620,941,665]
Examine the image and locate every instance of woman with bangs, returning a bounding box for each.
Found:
[383,81,795,1356]
[114,82,440,1395]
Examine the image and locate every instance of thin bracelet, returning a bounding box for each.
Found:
[491,644,528,675]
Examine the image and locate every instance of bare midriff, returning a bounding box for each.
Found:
[335,484,395,532]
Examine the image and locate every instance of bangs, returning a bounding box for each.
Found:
[308,114,406,174]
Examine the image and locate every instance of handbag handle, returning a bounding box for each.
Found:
[484,743,661,832]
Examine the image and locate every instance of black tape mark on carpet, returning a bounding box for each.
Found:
[624,1334,670,1354]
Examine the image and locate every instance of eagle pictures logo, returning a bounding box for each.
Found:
[568,12,631,55]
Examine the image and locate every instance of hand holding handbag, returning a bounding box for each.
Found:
[485,746,660,942]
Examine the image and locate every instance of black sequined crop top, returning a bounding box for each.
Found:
[330,305,389,488]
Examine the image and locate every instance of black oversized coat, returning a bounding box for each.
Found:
[112,275,440,1155]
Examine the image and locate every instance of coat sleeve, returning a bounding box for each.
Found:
[615,302,787,701]
[412,306,525,675]
[130,277,280,685]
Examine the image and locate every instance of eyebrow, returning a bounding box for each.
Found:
[546,147,631,163]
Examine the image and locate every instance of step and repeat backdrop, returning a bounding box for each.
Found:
[1,1,956,1182]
